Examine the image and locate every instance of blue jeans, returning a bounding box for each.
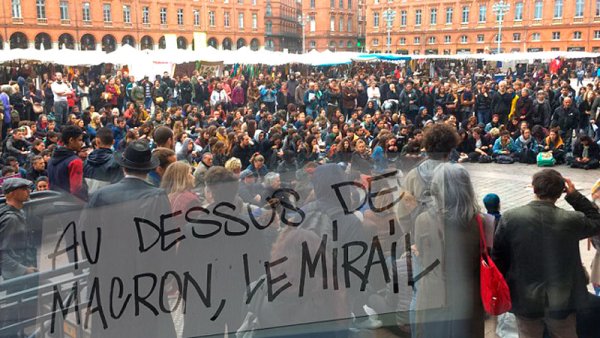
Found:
[53,101,68,126]
[477,110,491,125]
[144,97,153,110]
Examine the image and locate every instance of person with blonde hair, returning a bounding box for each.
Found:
[224,157,242,176]
[160,161,200,212]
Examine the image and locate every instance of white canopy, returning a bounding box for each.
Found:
[1,48,598,67]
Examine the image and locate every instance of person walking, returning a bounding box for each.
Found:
[493,169,600,338]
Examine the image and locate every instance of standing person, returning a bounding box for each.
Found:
[493,169,600,338]
[0,178,36,280]
[83,127,123,194]
[342,80,358,118]
[51,72,72,126]
[491,80,514,125]
[413,163,484,338]
[82,140,177,338]
[47,125,86,200]
[551,97,579,151]
[295,77,308,112]
[0,178,36,338]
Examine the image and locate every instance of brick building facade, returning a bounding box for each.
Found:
[300,0,362,52]
[365,0,600,54]
[0,0,265,51]
[265,0,302,52]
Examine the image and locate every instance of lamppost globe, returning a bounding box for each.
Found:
[382,8,396,53]
[492,0,510,54]
[298,14,311,54]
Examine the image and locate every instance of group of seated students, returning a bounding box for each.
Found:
[443,113,600,169]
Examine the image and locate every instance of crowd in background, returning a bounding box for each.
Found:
[1,58,600,338]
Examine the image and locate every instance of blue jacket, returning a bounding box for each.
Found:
[514,135,538,154]
[493,138,517,155]
[84,148,123,194]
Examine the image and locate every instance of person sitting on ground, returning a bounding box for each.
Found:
[514,128,538,164]
[544,127,566,164]
[493,130,517,160]
[571,135,600,170]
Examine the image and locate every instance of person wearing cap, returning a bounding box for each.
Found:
[238,169,261,205]
[47,125,87,200]
[0,177,37,337]
[82,140,176,338]
[0,177,35,280]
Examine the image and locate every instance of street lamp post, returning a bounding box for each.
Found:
[382,8,396,54]
[492,0,510,54]
[298,14,311,54]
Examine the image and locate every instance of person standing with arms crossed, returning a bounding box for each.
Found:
[50,72,72,126]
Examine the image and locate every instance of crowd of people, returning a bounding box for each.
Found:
[0,59,600,338]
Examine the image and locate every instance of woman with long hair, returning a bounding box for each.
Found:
[414,163,484,338]
[160,161,201,214]
[544,127,565,164]
[211,141,229,167]
[86,112,103,140]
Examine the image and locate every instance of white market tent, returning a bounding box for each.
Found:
[1,48,599,68]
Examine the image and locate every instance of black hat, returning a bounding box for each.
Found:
[115,141,159,171]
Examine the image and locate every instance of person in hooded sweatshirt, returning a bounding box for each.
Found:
[47,125,87,200]
[84,127,123,194]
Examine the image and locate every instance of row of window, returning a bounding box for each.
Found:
[11,0,260,28]
[372,30,600,46]
[309,0,352,9]
[329,16,353,32]
[372,0,598,27]
[307,40,355,49]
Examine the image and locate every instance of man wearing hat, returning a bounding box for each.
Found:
[238,169,261,204]
[0,177,37,338]
[82,140,176,338]
[0,177,35,280]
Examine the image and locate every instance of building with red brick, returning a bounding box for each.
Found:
[0,0,265,51]
[265,0,302,52]
[365,0,600,54]
[300,0,362,52]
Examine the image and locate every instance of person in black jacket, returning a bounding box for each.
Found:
[530,90,552,128]
[82,140,177,338]
[351,138,373,175]
[83,127,123,194]
[571,135,600,170]
[493,169,600,338]
[490,81,514,124]
[3,128,31,165]
[551,97,579,151]
[25,155,47,182]
[232,133,255,168]
[464,127,493,162]
[178,75,193,106]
